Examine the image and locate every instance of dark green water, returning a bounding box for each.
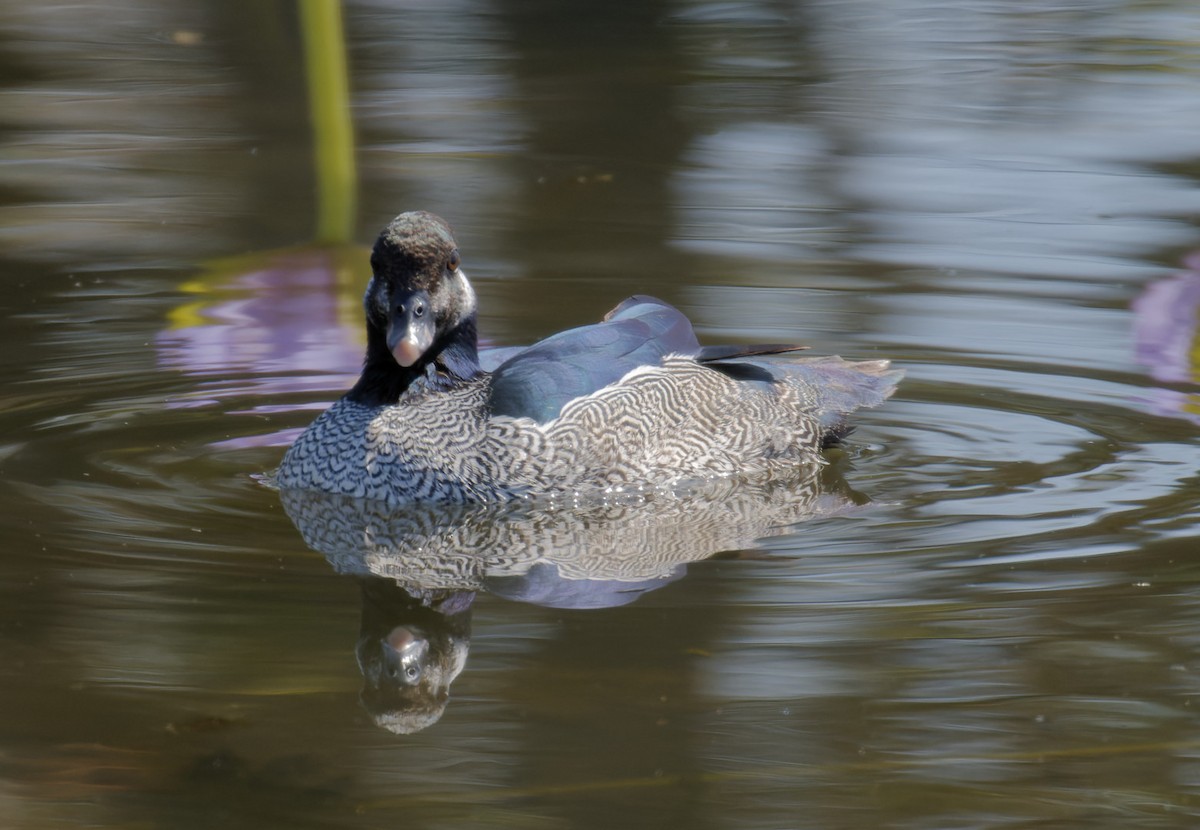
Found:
[4,1,1200,827]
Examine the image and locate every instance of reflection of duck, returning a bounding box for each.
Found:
[282,466,856,609]
[355,579,471,735]
[288,460,858,733]
[276,211,900,504]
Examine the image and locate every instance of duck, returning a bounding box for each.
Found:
[275,211,901,505]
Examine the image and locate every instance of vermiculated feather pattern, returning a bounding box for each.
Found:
[277,353,890,505]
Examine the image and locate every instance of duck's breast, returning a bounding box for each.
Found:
[279,382,503,503]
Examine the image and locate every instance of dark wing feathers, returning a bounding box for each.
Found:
[695,343,808,362]
[488,297,700,422]
[478,345,526,373]
[701,360,778,385]
[486,296,901,432]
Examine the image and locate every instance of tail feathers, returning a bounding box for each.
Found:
[792,357,902,436]
[708,354,901,439]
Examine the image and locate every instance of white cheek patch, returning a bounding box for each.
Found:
[456,268,477,317]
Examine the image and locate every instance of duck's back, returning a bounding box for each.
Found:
[486,296,701,423]
[486,352,897,494]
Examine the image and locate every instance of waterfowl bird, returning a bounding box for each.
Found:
[276,211,900,505]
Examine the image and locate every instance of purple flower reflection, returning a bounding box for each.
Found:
[1133,253,1200,384]
[159,246,368,384]
[1132,252,1200,423]
[158,246,370,447]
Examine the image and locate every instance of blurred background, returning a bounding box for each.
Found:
[3,1,1200,827]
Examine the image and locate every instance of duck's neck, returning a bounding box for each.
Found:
[346,316,483,407]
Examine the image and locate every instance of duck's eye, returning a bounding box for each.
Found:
[412,300,425,318]
[446,250,461,272]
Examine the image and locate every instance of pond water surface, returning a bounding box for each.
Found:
[4,1,1200,828]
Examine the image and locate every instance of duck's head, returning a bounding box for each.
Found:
[350,211,481,404]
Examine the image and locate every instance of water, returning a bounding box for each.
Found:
[3,0,1200,826]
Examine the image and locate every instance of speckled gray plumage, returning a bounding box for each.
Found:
[276,352,897,506]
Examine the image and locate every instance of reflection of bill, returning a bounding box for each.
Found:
[356,579,472,735]
[1132,252,1200,422]
[280,468,862,732]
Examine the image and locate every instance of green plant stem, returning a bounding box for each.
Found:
[299,0,357,244]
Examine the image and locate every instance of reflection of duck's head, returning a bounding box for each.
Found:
[356,579,472,734]
[349,211,480,406]
[380,625,430,686]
